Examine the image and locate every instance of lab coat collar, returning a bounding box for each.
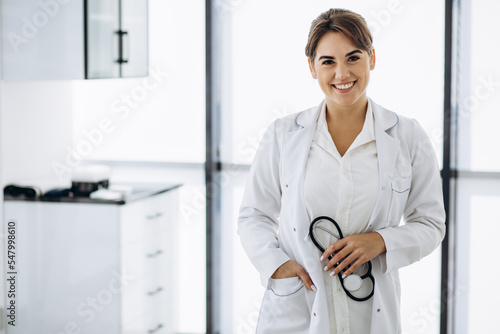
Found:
[370,98,399,133]
[295,101,323,128]
[294,98,399,132]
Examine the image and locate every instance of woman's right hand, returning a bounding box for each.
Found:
[271,260,316,292]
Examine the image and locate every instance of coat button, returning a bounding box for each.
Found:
[377,308,381,312]
[293,228,296,232]
[313,312,316,316]
[285,184,288,188]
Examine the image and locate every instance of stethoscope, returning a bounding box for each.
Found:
[309,216,375,302]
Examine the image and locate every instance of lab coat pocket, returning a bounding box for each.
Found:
[387,177,412,225]
[270,276,304,297]
[256,277,310,334]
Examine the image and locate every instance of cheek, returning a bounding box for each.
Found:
[355,68,371,81]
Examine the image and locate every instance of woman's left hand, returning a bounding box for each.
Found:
[321,232,386,278]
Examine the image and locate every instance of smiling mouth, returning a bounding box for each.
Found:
[333,81,356,90]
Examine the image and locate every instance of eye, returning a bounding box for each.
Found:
[322,60,334,65]
[348,56,360,62]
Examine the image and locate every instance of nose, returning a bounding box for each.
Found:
[335,63,350,81]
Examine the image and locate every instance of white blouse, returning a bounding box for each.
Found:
[304,100,379,334]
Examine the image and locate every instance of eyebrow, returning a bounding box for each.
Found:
[318,50,363,60]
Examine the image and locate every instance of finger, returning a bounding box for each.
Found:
[297,267,316,292]
[341,258,366,278]
[325,245,352,272]
[330,252,359,277]
[321,238,347,261]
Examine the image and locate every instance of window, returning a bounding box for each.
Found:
[454,0,500,332]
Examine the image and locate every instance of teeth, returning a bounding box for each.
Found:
[335,82,354,90]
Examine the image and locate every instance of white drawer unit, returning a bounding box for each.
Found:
[3,186,179,334]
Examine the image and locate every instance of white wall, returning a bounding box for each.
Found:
[0,81,74,186]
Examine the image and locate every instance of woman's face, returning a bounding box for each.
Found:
[308,32,375,110]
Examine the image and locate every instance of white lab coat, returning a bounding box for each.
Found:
[238,98,446,334]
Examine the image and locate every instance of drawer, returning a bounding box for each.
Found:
[122,269,171,326]
[121,237,171,279]
[121,197,169,245]
[122,309,173,334]
[122,309,169,334]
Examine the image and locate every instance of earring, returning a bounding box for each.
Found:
[313,73,317,78]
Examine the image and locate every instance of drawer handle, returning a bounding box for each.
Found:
[146,249,163,258]
[146,212,163,220]
[147,286,163,296]
[147,323,164,334]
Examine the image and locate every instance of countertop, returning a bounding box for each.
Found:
[4,183,182,205]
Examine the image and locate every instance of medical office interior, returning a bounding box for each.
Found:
[0,0,496,333]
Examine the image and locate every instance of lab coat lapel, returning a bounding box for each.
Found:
[281,102,322,241]
[366,100,400,230]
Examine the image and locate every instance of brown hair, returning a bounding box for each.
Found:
[305,8,373,64]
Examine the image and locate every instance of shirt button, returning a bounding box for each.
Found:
[340,328,345,333]
[382,186,386,190]
[342,169,347,174]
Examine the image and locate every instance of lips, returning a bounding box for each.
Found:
[333,81,356,90]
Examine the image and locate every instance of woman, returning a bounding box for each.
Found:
[238,8,445,334]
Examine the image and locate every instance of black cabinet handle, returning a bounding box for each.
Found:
[146,249,163,258]
[114,30,129,64]
[147,286,163,296]
[147,323,164,334]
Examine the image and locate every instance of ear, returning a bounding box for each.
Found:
[308,58,317,79]
[369,48,376,70]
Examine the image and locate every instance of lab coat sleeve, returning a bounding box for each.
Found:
[237,120,291,289]
[376,119,446,273]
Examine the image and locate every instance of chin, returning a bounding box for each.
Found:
[328,97,358,107]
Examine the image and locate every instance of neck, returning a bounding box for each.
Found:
[325,96,368,125]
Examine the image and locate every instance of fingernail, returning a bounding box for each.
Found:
[342,274,346,279]
[311,285,317,292]
[323,266,328,272]
[330,271,336,277]
[320,255,324,261]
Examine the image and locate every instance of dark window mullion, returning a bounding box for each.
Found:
[441,0,456,333]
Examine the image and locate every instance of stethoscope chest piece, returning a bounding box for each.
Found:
[343,274,362,292]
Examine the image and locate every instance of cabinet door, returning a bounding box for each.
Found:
[1,0,85,80]
[86,0,120,78]
[4,201,121,334]
[120,0,148,77]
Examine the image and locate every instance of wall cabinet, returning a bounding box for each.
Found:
[1,0,148,80]
[3,187,178,334]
